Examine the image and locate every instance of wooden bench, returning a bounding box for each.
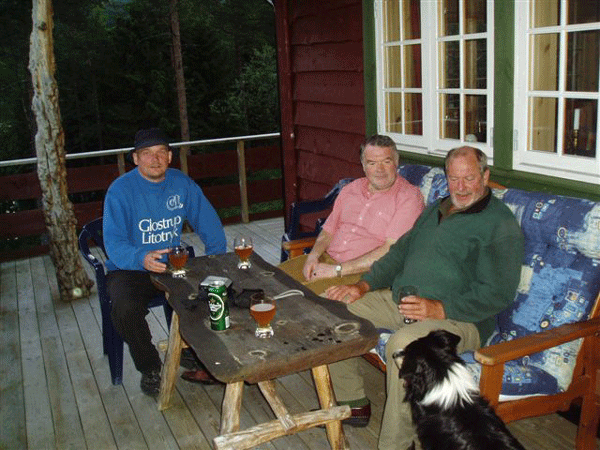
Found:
[282,164,600,449]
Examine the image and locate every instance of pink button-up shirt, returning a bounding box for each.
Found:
[322,176,424,263]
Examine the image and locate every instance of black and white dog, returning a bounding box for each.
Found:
[392,330,525,450]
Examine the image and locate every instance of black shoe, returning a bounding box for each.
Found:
[140,369,161,397]
[341,403,371,428]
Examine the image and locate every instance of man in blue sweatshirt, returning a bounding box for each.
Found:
[103,128,226,396]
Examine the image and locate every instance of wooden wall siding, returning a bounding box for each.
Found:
[295,103,365,134]
[283,0,366,228]
[295,128,364,163]
[291,0,364,36]
[294,72,364,105]
[293,43,364,72]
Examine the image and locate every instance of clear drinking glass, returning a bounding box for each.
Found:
[250,292,276,338]
[234,235,253,269]
[168,245,189,278]
[400,285,418,324]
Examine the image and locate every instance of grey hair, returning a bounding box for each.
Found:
[360,135,399,164]
[445,146,488,175]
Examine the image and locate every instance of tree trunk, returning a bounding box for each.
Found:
[169,0,190,174]
[29,0,93,302]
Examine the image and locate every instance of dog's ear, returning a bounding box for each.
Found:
[430,330,461,352]
[392,349,406,373]
[392,349,405,360]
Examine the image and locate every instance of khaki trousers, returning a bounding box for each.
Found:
[328,289,481,450]
[278,253,363,295]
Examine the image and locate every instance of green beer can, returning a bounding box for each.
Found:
[208,280,230,331]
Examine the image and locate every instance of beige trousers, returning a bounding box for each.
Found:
[328,289,481,450]
[278,253,363,295]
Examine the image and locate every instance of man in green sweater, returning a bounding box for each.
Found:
[325,146,524,450]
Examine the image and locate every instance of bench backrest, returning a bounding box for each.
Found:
[398,164,600,393]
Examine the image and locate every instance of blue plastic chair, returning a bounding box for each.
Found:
[78,217,194,385]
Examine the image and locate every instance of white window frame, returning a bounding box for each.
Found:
[513,1,600,185]
[374,0,495,163]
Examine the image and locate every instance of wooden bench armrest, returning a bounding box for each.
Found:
[474,317,600,366]
[363,352,387,373]
[474,317,600,407]
[281,237,317,259]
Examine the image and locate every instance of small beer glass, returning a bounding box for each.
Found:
[400,285,418,324]
[168,245,189,278]
[250,292,276,338]
[234,235,253,269]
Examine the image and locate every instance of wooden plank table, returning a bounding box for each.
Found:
[152,252,378,450]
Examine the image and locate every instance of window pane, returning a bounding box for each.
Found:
[465,95,486,143]
[529,97,558,153]
[402,0,421,40]
[384,1,400,42]
[386,92,403,133]
[440,41,460,88]
[403,44,422,88]
[530,33,559,91]
[464,39,486,89]
[405,93,423,135]
[440,94,460,139]
[531,0,560,28]
[566,30,599,93]
[564,99,597,157]
[568,0,600,25]
[439,0,459,36]
[385,46,402,88]
[465,0,486,34]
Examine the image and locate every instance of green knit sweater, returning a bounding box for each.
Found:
[362,191,524,345]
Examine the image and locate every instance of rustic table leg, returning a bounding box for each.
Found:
[158,311,183,411]
[258,380,297,431]
[220,381,244,435]
[312,364,349,450]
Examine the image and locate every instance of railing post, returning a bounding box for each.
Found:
[117,153,126,175]
[236,140,250,223]
[179,146,189,175]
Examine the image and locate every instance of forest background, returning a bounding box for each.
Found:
[1,0,279,170]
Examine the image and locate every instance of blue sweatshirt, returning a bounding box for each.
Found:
[103,167,226,272]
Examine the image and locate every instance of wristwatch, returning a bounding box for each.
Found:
[335,264,343,277]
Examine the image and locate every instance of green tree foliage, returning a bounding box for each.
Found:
[210,45,279,136]
[0,0,278,162]
[0,0,35,166]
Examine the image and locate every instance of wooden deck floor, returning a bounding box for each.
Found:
[1,217,595,450]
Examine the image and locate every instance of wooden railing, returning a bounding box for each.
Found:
[0,133,282,261]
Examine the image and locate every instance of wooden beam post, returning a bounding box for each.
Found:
[274,0,296,229]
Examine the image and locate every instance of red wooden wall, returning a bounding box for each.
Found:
[276,0,366,229]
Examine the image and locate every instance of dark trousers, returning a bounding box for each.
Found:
[106,270,163,374]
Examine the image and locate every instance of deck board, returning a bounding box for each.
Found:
[0,260,26,450]
[1,217,596,450]
[18,258,55,449]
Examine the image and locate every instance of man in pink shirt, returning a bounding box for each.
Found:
[279,135,425,295]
